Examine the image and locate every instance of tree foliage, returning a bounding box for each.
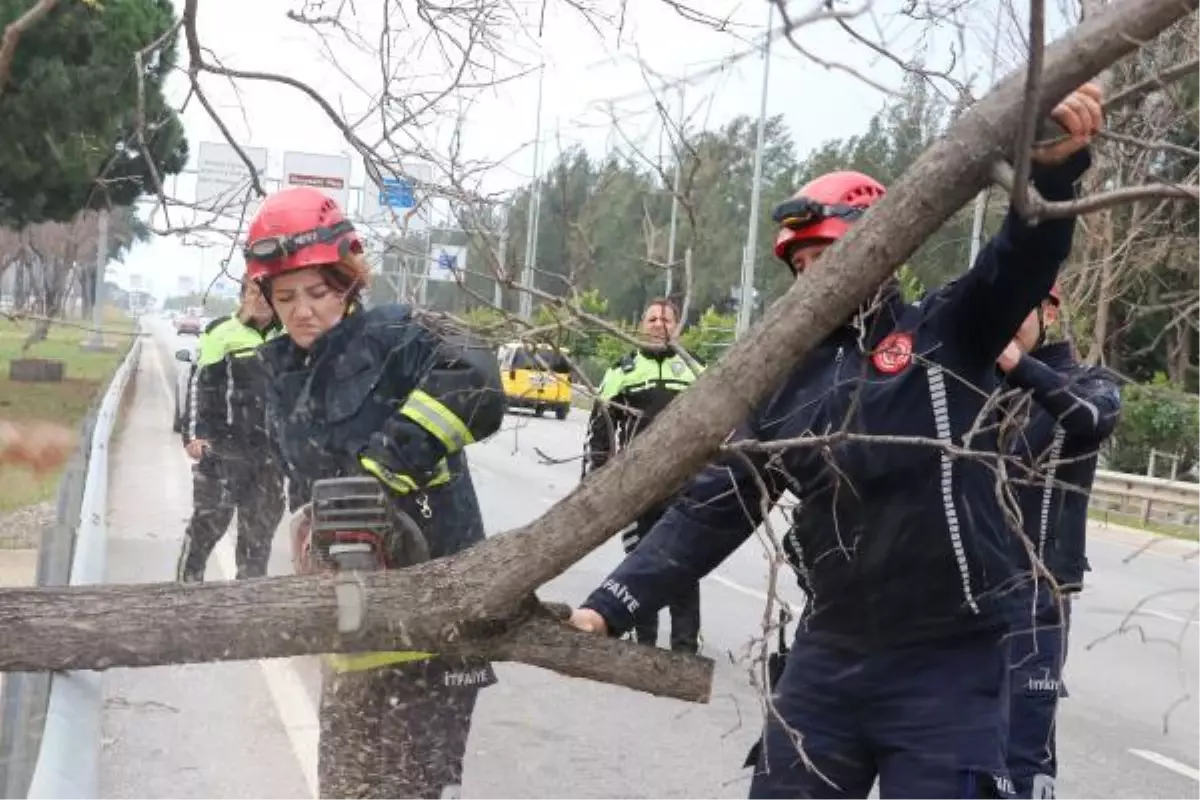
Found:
[1106,375,1200,478]
[0,0,189,227]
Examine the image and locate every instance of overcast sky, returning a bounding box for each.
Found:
[114,0,1077,299]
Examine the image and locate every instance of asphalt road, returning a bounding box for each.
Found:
[96,319,1199,799]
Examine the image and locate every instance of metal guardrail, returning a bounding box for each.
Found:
[0,431,91,799]
[27,334,141,799]
[1090,468,1200,529]
[0,332,142,800]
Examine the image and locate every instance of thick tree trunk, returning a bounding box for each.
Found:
[0,0,1192,703]
[0,580,713,701]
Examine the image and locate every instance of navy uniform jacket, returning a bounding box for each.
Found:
[582,151,1093,650]
[1003,341,1122,594]
[258,303,505,560]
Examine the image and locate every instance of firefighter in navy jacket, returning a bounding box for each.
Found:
[569,83,1105,799]
[244,186,505,799]
[996,284,1122,799]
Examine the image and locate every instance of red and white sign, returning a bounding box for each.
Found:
[872,332,914,374]
[282,151,352,210]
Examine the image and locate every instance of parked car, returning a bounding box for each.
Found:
[173,339,201,433]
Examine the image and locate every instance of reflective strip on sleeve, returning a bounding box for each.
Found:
[358,455,451,494]
[399,389,475,453]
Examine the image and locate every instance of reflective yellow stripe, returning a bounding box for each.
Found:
[400,390,474,453]
[326,650,435,673]
[359,456,450,494]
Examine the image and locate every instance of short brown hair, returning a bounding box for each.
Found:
[644,297,680,321]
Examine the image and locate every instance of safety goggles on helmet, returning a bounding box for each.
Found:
[772,197,866,231]
[244,219,357,263]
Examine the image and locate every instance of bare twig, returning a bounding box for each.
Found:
[1011,0,1047,217]
[993,160,1200,219]
[1106,55,1200,111]
[132,19,183,229]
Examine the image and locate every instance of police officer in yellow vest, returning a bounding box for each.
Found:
[584,297,704,654]
[177,279,285,582]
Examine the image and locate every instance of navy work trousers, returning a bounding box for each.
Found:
[1006,590,1072,798]
[748,630,1014,799]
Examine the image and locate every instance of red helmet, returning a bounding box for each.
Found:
[772,171,887,266]
[243,187,363,282]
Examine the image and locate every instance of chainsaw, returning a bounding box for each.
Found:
[305,476,431,573]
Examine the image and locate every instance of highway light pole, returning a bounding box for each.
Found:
[967,1,1006,269]
[520,64,546,321]
[736,1,773,337]
[665,75,685,298]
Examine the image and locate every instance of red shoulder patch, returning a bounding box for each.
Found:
[872,332,914,374]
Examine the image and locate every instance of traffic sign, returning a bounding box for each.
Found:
[428,243,466,282]
[379,177,414,209]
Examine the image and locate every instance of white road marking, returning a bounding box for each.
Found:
[148,335,320,799]
[710,572,769,603]
[1139,609,1197,626]
[1128,749,1200,782]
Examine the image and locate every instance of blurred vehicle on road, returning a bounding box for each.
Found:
[172,336,201,433]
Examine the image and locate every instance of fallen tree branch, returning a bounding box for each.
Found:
[1010,0,1047,218]
[992,160,1199,219]
[1098,129,1200,160]
[1106,55,1200,111]
[0,575,713,703]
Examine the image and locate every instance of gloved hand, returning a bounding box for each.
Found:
[358,415,449,495]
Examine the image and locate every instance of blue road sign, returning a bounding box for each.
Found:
[379,177,414,209]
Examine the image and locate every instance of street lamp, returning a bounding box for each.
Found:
[736,1,774,337]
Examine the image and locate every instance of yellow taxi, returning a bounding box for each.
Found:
[497,341,573,420]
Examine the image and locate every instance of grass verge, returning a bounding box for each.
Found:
[1087,507,1198,541]
[0,310,136,513]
